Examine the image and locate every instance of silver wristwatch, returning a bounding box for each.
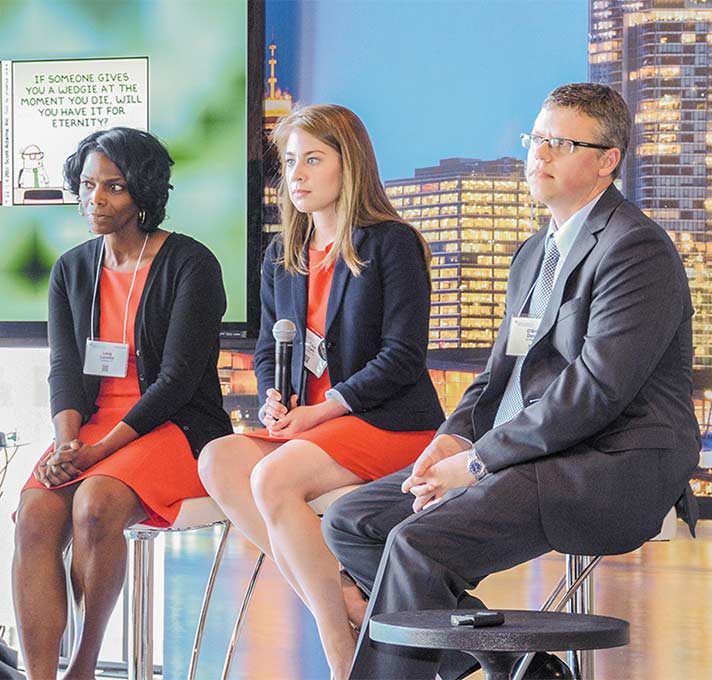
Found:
[466,447,488,480]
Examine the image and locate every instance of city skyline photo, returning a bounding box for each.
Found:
[266,0,589,181]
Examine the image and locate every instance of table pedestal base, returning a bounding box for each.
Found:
[466,650,525,680]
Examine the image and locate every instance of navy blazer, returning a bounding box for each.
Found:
[254,221,444,432]
[440,185,700,555]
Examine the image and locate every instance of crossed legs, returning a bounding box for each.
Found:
[199,434,363,680]
[323,462,553,680]
[12,477,146,680]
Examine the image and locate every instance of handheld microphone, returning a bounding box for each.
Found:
[273,319,297,410]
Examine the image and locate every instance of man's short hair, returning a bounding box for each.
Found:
[543,83,631,179]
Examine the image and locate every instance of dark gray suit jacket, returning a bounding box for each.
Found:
[440,185,700,555]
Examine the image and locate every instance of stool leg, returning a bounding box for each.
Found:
[60,545,76,663]
[65,581,85,671]
[221,552,265,680]
[125,529,156,680]
[513,555,602,680]
[512,574,567,680]
[566,555,596,680]
[187,521,231,680]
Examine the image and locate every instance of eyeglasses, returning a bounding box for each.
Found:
[520,132,613,155]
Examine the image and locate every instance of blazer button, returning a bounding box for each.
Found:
[183,425,190,431]
[139,374,145,381]
[136,350,141,357]
[327,341,334,349]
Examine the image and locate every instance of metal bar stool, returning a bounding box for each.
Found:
[220,483,363,680]
[512,505,678,680]
[124,495,231,680]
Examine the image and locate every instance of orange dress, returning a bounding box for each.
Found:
[248,245,436,481]
[21,266,206,527]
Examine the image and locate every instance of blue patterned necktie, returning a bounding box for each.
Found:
[493,234,561,427]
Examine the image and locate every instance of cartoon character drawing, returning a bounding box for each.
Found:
[18,144,50,189]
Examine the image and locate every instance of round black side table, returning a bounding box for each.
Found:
[369,609,629,680]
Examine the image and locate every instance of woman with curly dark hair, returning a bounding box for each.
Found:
[12,127,231,680]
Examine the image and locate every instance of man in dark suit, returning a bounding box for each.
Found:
[322,82,701,680]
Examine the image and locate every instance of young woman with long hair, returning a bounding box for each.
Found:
[199,105,443,679]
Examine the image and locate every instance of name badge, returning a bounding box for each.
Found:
[304,328,328,378]
[83,339,129,377]
[505,316,541,357]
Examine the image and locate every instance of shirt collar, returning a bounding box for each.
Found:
[546,190,606,279]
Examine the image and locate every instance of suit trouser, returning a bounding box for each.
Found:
[322,462,553,680]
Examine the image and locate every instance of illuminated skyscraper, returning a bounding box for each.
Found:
[385,158,548,350]
[263,41,293,242]
[589,0,712,368]
[589,0,634,91]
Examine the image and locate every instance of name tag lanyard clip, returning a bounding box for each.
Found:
[84,234,149,377]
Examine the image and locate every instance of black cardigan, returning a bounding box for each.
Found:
[48,232,232,457]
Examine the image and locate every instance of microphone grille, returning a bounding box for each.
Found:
[273,318,297,343]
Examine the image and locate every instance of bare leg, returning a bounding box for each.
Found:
[198,434,312,604]
[251,441,363,680]
[341,571,368,631]
[198,435,278,555]
[12,487,76,680]
[63,476,146,680]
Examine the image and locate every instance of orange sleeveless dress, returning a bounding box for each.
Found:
[248,245,436,481]
[21,266,207,527]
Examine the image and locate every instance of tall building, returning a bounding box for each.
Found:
[262,41,293,244]
[385,158,549,350]
[589,0,638,91]
[589,0,712,369]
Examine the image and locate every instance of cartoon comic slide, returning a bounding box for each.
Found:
[11,57,148,205]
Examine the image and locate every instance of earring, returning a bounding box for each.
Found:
[77,202,85,216]
[138,209,146,225]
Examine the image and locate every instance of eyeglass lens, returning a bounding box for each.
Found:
[521,134,573,154]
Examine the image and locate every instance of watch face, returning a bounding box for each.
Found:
[468,450,487,480]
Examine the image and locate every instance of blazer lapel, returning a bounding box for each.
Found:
[291,244,308,339]
[534,228,596,341]
[486,227,547,394]
[533,184,624,342]
[509,227,548,318]
[324,228,368,335]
